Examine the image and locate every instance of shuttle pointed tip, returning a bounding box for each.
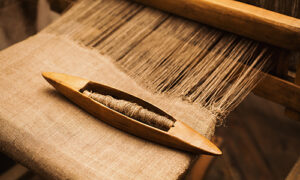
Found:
[168,121,222,155]
[196,137,222,155]
[42,72,89,91]
[209,144,222,155]
[42,72,53,80]
[199,137,222,155]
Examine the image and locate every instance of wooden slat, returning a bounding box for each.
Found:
[134,0,300,50]
[48,0,300,49]
[253,74,300,112]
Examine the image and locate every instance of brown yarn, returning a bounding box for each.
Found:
[83,90,174,131]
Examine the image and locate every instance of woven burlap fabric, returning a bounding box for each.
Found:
[0,33,216,179]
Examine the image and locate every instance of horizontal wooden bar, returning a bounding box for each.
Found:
[47,0,300,111]
[133,0,300,50]
[253,74,300,112]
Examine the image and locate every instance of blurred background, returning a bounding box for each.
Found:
[0,0,299,179]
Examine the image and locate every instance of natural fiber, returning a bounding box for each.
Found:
[45,0,274,124]
[0,0,298,179]
[0,34,198,179]
[83,90,174,130]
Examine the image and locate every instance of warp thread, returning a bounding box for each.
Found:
[42,0,300,127]
[45,0,273,124]
[83,90,174,131]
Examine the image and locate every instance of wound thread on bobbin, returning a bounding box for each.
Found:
[83,90,174,131]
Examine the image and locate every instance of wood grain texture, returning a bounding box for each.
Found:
[42,72,221,155]
[133,0,300,50]
[254,74,300,112]
[47,0,300,50]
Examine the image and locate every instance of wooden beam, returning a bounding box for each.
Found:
[253,74,300,112]
[48,0,300,49]
[134,0,300,50]
[46,0,300,115]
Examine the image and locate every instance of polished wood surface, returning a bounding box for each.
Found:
[134,0,300,50]
[42,72,222,155]
[254,73,300,113]
[47,0,300,50]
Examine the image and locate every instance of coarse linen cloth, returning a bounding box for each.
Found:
[0,33,216,179]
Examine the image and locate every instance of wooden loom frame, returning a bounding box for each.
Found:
[0,0,299,179]
[48,0,300,121]
[43,0,300,179]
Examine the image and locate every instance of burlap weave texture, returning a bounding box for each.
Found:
[0,33,216,179]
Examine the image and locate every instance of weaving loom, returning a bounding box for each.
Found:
[0,0,299,179]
